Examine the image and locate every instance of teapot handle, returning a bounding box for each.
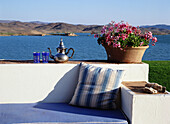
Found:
[66,48,75,58]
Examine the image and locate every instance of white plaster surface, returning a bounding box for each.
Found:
[0,64,79,103]
[121,85,170,124]
[0,63,148,103]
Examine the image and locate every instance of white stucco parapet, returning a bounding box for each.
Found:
[0,63,148,103]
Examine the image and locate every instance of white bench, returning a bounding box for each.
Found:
[1,62,158,124]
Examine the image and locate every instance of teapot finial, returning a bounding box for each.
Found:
[58,38,65,49]
[60,38,63,42]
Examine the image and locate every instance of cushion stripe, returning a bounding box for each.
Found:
[75,64,91,105]
[114,70,124,89]
[108,70,124,108]
[97,68,112,108]
[90,69,106,108]
[85,67,102,107]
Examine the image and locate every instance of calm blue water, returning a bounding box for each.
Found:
[0,33,169,61]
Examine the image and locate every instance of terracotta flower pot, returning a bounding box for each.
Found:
[103,44,149,63]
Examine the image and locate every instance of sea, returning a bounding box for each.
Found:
[0,33,169,61]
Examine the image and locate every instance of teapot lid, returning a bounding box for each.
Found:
[57,38,66,49]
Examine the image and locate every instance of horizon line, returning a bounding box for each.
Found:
[0,19,170,26]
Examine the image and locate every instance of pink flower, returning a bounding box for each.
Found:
[117,42,121,47]
[101,29,106,34]
[111,21,115,24]
[109,21,115,25]
[106,32,111,37]
[147,31,152,39]
[126,22,129,27]
[115,36,120,41]
[127,28,132,34]
[106,33,111,42]
[101,26,107,34]
[116,28,120,33]
[113,42,121,48]
[109,26,114,31]
[122,23,126,28]
[136,29,141,34]
[121,34,127,40]
[140,42,144,46]
[132,27,137,31]
[114,23,119,28]
[111,36,115,41]
[103,25,107,29]
[113,43,116,47]
[107,41,112,46]
[120,28,124,32]
[152,37,157,42]
[94,34,98,38]
[144,33,148,40]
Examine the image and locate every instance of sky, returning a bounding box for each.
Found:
[0,0,170,26]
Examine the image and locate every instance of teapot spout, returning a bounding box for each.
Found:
[48,48,54,59]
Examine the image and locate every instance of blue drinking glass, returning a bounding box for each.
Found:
[33,52,40,63]
[42,52,49,63]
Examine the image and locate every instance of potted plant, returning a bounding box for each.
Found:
[94,21,158,63]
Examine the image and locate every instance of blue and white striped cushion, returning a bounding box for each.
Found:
[69,63,125,109]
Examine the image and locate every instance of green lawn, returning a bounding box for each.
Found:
[143,61,170,92]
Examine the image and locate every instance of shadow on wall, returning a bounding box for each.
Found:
[40,65,80,103]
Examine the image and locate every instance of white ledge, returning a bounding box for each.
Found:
[121,84,170,124]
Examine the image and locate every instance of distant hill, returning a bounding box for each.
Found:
[141,24,170,30]
[0,21,103,36]
[0,20,170,36]
[0,20,17,23]
[140,24,170,35]
[0,20,48,24]
[28,21,49,24]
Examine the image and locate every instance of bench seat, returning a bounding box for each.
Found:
[0,103,128,124]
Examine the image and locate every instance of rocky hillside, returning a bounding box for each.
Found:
[0,20,170,36]
[0,21,102,36]
[141,24,170,30]
[140,27,170,35]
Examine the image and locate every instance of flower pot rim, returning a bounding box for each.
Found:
[102,44,149,49]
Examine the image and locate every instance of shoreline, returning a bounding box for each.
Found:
[0,32,78,36]
[1,32,170,36]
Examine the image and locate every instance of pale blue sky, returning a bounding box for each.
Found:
[0,0,170,26]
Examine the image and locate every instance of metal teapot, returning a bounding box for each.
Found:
[48,38,74,63]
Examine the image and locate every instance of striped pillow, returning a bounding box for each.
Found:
[69,63,125,109]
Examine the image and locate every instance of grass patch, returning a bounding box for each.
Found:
[0,32,15,35]
[143,61,170,91]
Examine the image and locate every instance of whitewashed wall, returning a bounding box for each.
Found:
[0,63,148,103]
[121,85,170,124]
